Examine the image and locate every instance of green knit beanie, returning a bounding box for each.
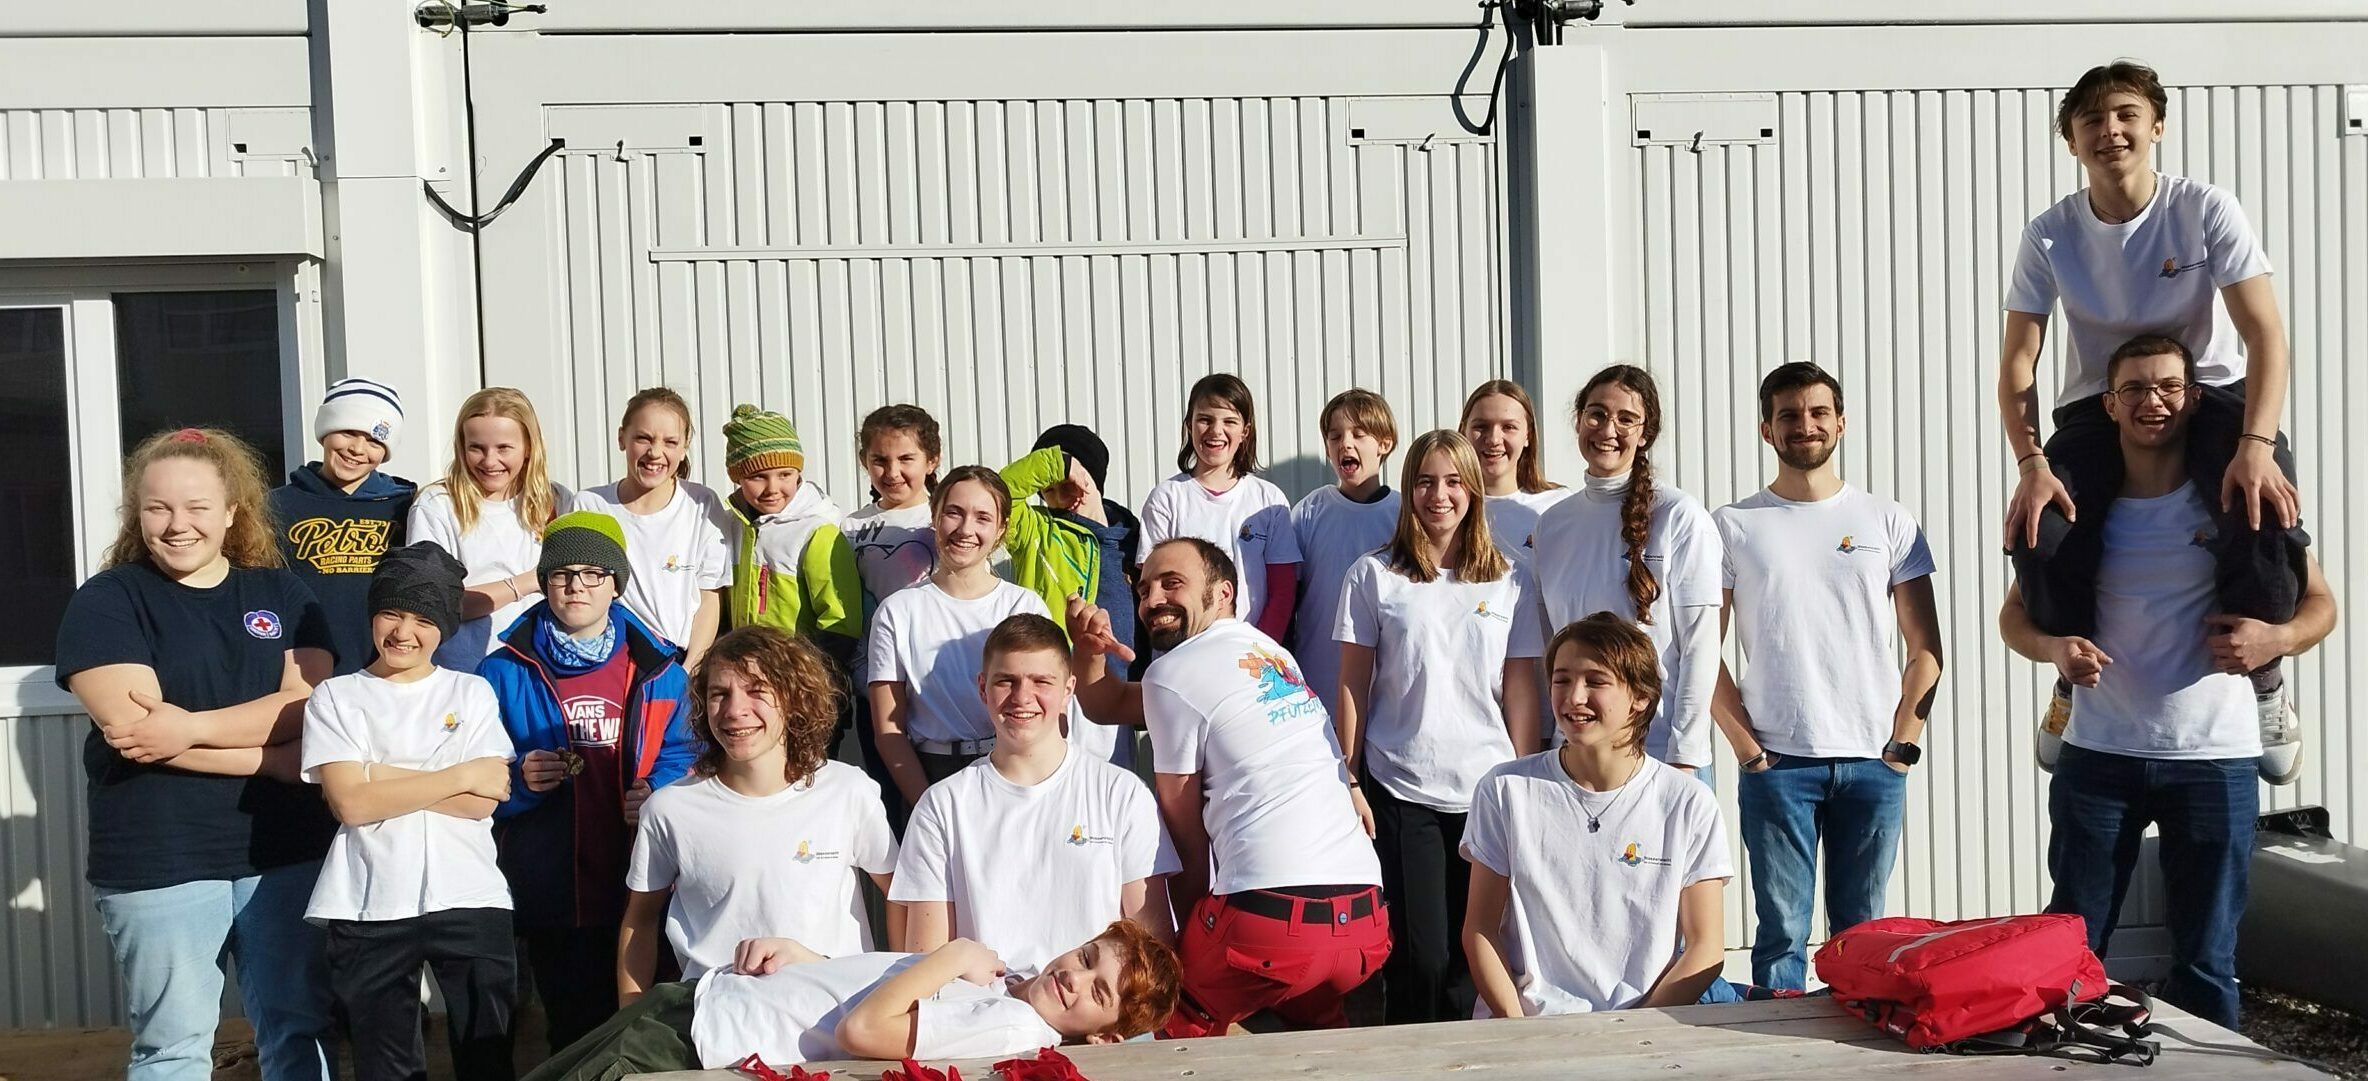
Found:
[539,511,631,589]
[723,404,804,481]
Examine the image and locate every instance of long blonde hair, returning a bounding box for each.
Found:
[440,387,559,535]
[105,428,282,570]
[1460,379,1561,495]
[1384,430,1510,584]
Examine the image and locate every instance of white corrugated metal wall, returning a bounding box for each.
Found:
[0,107,314,180]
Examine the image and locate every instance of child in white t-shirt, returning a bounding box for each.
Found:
[1335,430,1542,1024]
[1137,373,1302,639]
[845,404,945,611]
[1462,613,1737,1017]
[892,614,1178,974]
[302,543,518,1081]
[621,626,899,999]
[1461,379,1569,552]
[406,387,571,667]
[571,387,736,670]
[1289,388,1400,719]
[518,923,1181,1079]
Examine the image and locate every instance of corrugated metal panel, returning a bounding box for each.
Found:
[0,107,312,180]
[1,712,121,1028]
[535,96,1506,504]
[1636,85,2368,948]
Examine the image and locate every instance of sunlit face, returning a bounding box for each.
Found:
[318,430,388,489]
[864,430,937,510]
[617,405,689,488]
[703,662,787,763]
[1323,414,1392,490]
[1576,384,1649,477]
[544,564,619,635]
[736,465,804,518]
[978,646,1074,745]
[1015,936,1131,1043]
[1462,394,1529,492]
[138,457,234,579]
[1549,642,1649,752]
[2102,350,2199,451]
[370,609,442,673]
[461,415,530,500]
[1762,384,1845,471]
[2067,89,2162,181]
[1187,399,1247,475]
[1409,447,1470,539]
[932,478,1007,573]
[1136,544,1231,652]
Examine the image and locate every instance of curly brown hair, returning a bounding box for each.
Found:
[1576,365,1664,624]
[106,427,283,571]
[1091,919,1183,1040]
[688,626,838,785]
[1547,612,1662,752]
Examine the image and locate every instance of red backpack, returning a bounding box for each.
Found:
[1813,914,2159,1063]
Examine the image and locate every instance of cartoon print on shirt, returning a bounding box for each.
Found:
[1237,647,1323,724]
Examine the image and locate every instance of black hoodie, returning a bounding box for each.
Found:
[268,464,417,674]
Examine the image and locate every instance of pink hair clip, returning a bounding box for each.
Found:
[169,428,208,444]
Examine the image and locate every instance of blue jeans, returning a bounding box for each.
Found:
[2046,743,2256,1029]
[93,862,336,1081]
[1737,755,1907,990]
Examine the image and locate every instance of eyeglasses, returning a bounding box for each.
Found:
[1579,406,1646,432]
[546,568,614,588]
[2111,379,2191,406]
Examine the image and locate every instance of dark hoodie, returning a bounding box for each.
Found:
[268,464,417,675]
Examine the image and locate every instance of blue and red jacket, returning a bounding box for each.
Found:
[480,601,698,928]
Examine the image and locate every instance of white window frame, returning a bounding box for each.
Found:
[0,260,315,717]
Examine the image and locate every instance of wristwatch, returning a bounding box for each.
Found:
[1883,740,1922,767]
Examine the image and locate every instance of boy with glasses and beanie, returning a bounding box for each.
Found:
[480,511,699,1053]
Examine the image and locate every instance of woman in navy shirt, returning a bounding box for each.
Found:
[55,427,339,1081]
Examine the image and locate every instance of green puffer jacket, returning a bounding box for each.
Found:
[1001,447,1102,622]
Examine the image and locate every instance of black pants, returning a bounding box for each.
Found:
[918,748,987,785]
[325,908,518,1081]
[848,691,910,836]
[518,981,699,1081]
[2013,381,2309,648]
[521,925,621,1057]
[1365,778,1473,1024]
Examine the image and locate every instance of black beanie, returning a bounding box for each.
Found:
[1033,423,1110,490]
[369,542,468,642]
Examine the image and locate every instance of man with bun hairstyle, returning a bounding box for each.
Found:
[270,376,418,674]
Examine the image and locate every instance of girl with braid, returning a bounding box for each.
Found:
[1528,366,1724,779]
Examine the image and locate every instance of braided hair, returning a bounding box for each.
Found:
[1577,365,1664,624]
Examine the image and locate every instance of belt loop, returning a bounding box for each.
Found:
[1286,896,1305,939]
[1332,898,1350,937]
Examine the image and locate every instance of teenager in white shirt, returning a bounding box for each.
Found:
[571,388,735,671]
[1463,614,1751,1017]
[622,626,899,1001]
[1288,388,1401,718]
[1528,365,1722,773]
[1335,430,1542,1024]
[1137,373,1302,640]
[1461,379,1569,551]
[405,387,569,667]
[1710,363,1944,991]
[893,614,1178,973]
[1998,60,2307,784]
[2000,336,2335,1029]
[869,466,1059,805]
[303,543,518,1081]
[519,924,1182,1079]
[1068,538,1387,1039]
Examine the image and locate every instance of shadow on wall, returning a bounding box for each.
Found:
[3,709,124,1029]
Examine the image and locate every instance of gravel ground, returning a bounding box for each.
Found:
[2241,986,2368,1079]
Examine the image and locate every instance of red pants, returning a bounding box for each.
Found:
[1159,887,1392,1039]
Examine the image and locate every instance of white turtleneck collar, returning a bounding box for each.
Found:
[1581,470,1632,502]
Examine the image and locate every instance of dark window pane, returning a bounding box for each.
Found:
[0,307,75,667]
[114,290,286,480]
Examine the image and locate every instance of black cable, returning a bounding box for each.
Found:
[1452,0,1519,137]
[459,14,488,387]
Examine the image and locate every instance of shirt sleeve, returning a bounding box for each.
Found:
[1678,781,1735,887]
[460,678,519,762]
[866,598,905,683]
[623,794,677,892]
[700,492,737,590]
[912,986,1059,1062]
[1143,678,1204,777]
[1711,507,1739,591]
[803,527,866,642]
[1889,508,1938,587]
[1459,771,1513,876]
[850,776,900,876]
[1506,566,1545,660]
[2002,218,2058,315]
[1665,502,1725,611]
[2202,184,2273,288]
[53,572,151,687]
[1120,779,1184,878]
[298,683,365,783]
[1257,498,1302,566]
[1333,558,1381,647]
[885,789,954,903]
[1136,484,1174,562]
[406,491,465,562]
[282,574,338,659]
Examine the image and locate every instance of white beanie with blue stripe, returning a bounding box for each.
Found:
[314,377,405,449]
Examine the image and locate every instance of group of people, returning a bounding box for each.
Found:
[51,58,2335,1081]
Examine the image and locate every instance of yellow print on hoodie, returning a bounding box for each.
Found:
[286,517,393,574]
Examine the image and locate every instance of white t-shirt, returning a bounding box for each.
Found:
[1137,473,1302,623]
[626,765,898,979]
[1142,619,1381,895]
[1287,485,1399,718]
[300,667,515,923]
[1529,481,1724,762]
[1714,486,1936,759]
[1461,753,1731,1016]
[2005,174,2272,406]
[1335,554,1543,812]
[844,500,937,609]
[890,745,1179,974]
[691,953,1059,1069]
[572,482,736,650]
[1483,489,1571,553]
[406,482,572,667]
[2068,484,2258,759]
[867,580,1049,744]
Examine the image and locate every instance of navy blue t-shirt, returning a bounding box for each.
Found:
[54,562,339,891]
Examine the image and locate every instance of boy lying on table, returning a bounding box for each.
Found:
[525,922,1181,1080]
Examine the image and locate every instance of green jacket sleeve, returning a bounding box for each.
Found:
[800,524,864,642]
[998,446,1069,566]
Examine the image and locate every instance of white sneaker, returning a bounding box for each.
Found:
[2035,682,2071,774]
[2258,691,2303,786]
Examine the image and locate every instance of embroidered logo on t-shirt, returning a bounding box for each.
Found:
[1473,600,1512,623]
[1616,841,1673,868]
[1066,824,1116,847]
[662,554,686,572]
[243,609,284,640]
[791,839,842,864]
[285,517,393,574]
[1237,647,1322,723]
[441,712,460,732]
[2159,256,2207,280]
